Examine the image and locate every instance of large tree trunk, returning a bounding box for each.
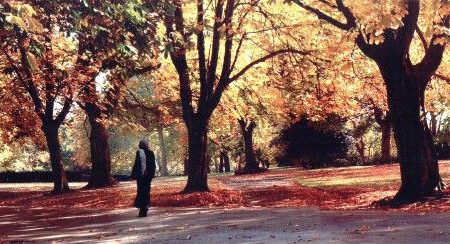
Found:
[238,119,259,173]
[183,121,209,192]
[381,63,441,202]
[84,104,117,188]
[380,120,392,162]
[42,123,69,194]
[157,126,169,176]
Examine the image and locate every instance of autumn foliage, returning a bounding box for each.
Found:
[2,0,450,208]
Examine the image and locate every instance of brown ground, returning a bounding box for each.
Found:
[1,161,450,212]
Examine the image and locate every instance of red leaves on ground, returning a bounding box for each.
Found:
[2,163,450,212]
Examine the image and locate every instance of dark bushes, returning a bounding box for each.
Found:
[273,116,350,169]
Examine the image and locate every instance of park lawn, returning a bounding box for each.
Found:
[1,162,450,212]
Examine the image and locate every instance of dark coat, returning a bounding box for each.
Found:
[131,149,156,208]
[131,149,156,180]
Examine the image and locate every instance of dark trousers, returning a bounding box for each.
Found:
[135,177,152,214]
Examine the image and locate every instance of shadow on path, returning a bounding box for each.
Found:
[1,206,450,243]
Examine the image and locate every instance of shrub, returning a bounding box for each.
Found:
[273,116,350,169]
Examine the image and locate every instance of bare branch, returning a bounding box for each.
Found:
[230,48,310,82]
[434,73,450,84]
[230,33,246,73]
[293,0,352,30]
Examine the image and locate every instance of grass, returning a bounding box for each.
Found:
[296,164,401,188]
[296,161,450,188]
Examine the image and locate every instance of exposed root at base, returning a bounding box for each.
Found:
[48,188,73,196]
[372,191,449,208]
[83,178,119,189]
[181,188,211,194]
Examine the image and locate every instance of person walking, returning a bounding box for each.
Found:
[131,139,156,217]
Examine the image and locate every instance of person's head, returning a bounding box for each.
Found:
[139,139,149,150]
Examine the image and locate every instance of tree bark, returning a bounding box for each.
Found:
[157,125,169,176]
[380,120,391,162]
[380,60,441,202]
[183,120,209,192]
[42,123,69,194]
[84,103,117,188]
[183,157,188,176]
[296,0,447,204]
[238,118,259,173]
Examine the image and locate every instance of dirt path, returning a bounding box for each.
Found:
[2,206,450,243]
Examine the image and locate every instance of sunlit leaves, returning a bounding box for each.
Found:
[3,3,44,33]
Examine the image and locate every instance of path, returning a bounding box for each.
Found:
[1,206,450,243]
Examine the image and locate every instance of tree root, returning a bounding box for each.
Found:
[83,177,119,189]
[182,185,210,194]
[48,188,73,195]
[372,188,449,208]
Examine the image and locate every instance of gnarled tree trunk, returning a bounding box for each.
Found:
[296,0,448,204]
[380,59,441,202]
[84,103,117,188]
[42,123,69,193]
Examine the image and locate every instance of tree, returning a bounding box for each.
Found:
[219,149,231,172]
[237,118,261,173]
[294,0,450,203]
[62,0,160,187]
[120,77,182,177]
[164,0,309,192]
[373,106,392,162]
[0,2,74,193]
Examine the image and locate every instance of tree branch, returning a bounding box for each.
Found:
[434,73,450,84]
[293,0,352,30]
[416,25,428,51]
[54,96,73,125]
[164,2,194,123]
[197,0,208,108]
[218,0,236,89]
[414,14,449,85]
[230,48,309,82]
[207,48,309,116]
[206,0,225,88]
